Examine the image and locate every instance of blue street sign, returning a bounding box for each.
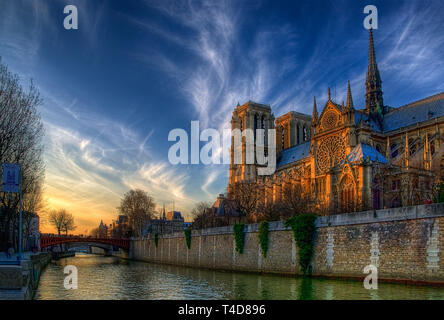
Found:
[2,163,20,193]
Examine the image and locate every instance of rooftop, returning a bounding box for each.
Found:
[383,92,444,133]
[277,142,311,169]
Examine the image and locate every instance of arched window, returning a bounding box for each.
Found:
[296,124,300,144]
[372,177,381,210]
[303,126,307,141]
[428,134,436,155]
[340,175,355,213]
[391,143,398,158]
[409,138,416,155]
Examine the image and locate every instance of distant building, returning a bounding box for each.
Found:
[143,205,186,236]
[109,215,130,238]
[98,220,108,238]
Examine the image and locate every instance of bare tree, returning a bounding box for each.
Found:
[48,209,75,235]
[191,201,212,229]
[228,182,259,223]
[256,201,281,222]
[0,58,45,249]
[62,212,76,235]
[118,189,156,238]
[281,183,316,218]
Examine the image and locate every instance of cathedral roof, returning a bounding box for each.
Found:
[355,111,382,132]
[382,92,444,133]
[343,143,387,164]
[277,142,311,169]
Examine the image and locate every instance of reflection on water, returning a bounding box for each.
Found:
[35,254,444,300]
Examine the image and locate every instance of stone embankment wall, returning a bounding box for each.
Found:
[131,204,444,284]
[0,252,51,299]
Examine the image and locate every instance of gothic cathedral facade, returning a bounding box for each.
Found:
[228,29,444,215]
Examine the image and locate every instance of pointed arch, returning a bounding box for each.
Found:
[340,174,356,213]
[372,175,382,210]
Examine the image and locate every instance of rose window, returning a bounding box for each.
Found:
[322,111,338,131]
[316,135,346,174]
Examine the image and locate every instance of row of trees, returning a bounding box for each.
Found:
[0,57,45,250]
[191,182,317,229]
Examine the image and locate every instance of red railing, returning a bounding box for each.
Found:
[40,236,130,250]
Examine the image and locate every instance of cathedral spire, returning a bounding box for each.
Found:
[346,81,354,109]
[366,28,384,122]
[328,88,331,101]
[312,96,318,122]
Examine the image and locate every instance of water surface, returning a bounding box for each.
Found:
[35,254,444,300]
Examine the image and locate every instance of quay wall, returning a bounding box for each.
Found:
[0,252,51,300]
[131,204,444,284]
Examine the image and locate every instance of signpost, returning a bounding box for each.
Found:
[1,163,22,261]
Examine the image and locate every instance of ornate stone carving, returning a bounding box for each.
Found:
[321,111,339,131]
[316,135,346,174]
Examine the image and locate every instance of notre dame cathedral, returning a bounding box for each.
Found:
[227,29,444,214]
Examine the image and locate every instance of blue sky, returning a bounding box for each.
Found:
[1,0,443,233]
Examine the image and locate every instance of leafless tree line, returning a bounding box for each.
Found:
[0,57,45,250]
[191,181,318,229]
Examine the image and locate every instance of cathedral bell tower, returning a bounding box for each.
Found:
[228,101,274,195]
[365,28,384,128]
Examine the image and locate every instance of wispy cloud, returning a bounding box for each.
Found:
[38,91,195,231]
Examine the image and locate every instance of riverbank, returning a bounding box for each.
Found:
[0,252,51,300]
[131,203,444,286]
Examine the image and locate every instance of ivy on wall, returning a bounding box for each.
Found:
[435,182,444,203]
[184,228,192,249]
[257,221,269,258]
[233,223,245,254]
[285,214,317,275]
[154,232,159,248]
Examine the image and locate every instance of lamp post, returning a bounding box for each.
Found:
[2,163,22,262]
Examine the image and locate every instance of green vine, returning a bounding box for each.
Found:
[285,214,317,275]
[154,232,159,248]
[435,182,444,203]
[257,221,269,258]
[184,228,192,249]
[233,223,245,254]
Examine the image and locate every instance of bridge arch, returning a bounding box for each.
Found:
[40,236,130,251]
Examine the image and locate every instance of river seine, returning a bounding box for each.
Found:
[35,254,444,300]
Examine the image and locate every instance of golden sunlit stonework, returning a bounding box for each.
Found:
[228,29,444,215]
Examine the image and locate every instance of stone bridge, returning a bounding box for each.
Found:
[40,236,130,253]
